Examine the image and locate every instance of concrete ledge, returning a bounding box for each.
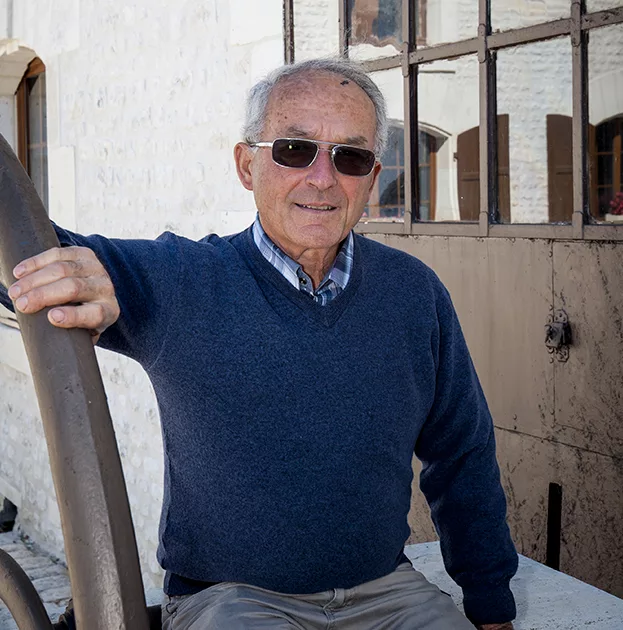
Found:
[405,542,623,629]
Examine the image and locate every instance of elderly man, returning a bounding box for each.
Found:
[1,58,517,629]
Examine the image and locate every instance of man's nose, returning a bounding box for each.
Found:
[305,148,338,190]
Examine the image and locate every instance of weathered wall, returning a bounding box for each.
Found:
[376,234,623,598]
[0,0,283,589]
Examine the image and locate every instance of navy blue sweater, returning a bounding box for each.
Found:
[0,226,517,624]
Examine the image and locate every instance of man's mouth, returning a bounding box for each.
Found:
[295,203,337,211]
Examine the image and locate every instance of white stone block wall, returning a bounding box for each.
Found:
[0,0,283,590]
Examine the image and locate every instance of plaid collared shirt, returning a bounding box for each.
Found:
[252,218,354,306]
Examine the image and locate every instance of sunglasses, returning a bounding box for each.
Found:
[249,138,377,177]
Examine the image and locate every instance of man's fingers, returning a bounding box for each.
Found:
[13,246,88,279]
[9,244,120,336]
[48,302,112,333]
[10,262,85,301]
[12,276,96,313]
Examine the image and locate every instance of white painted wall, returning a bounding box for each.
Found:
[0,0,282,589]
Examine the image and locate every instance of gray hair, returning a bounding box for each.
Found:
[242,57,389,157]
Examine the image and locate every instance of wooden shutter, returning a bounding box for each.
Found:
[497,115,510,222]
[546,114,573,223]
[457,125,479,221]
[457,114,510,222]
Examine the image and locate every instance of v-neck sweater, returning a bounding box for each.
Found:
[0,225,518,625]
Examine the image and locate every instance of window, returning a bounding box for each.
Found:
[364,124,437,221]
[286,0,623,237]
[593,117,623,220]
[16,57,48,209]
[457,115,510,223]
[0,56,47,328]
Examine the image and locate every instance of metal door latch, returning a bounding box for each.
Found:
[545,309,572,362]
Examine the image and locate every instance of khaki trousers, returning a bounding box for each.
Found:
[161,562,474,629]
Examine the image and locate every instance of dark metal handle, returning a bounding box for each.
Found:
[0,132,150,630]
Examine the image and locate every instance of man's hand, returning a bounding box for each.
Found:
[8,246,120,344]
[476,623,514,630]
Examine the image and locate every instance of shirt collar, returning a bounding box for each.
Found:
[251,217,353,292]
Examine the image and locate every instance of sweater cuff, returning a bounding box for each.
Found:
[462,582,516,625]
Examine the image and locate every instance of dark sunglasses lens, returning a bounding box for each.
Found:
[333,146,376,176]
[272,139,317,168]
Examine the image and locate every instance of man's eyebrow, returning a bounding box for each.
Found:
[283,127,370,147]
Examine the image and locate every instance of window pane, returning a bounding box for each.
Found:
[27,73,48,209]
[348,0,402,60]
[362,68,404,222]
[293,0,340,61]
[491,0,569,32]
[497,38,572,223]
[418,55,479,221]
[420,0,477,48]
[598,154,613,186]
[589,23,623,223]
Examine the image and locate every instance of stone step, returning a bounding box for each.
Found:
[0,532,71,629]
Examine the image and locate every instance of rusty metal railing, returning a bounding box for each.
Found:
[0,132,150,630]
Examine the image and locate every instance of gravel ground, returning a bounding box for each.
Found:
[0,531,71,629]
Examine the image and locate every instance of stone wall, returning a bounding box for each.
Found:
[0,0,283,589]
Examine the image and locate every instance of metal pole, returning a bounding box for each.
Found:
[0,132,150,630]
[0,549,53,630]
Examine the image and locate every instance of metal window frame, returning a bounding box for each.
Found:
[313,0,623,240]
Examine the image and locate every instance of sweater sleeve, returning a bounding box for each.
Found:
[0,224,183,368]
[414,280,518,626]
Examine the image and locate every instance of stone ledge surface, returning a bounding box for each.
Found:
[405,542,623,630]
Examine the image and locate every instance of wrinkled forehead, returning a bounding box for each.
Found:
[263,71,377,147]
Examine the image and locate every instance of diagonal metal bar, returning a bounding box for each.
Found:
[0,132,150,630]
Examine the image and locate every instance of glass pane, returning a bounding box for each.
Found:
[497,38,572,223]
[420,0,477,48]
[598,154,613,185]
[589,23,623,223]
[596,120,614,152]
[587,0,623,12]
[348,0,402,60]
[419,165,430,202]
[492,0,569,32]
[27,73,48,209]
[28,76,44,144]
[418,55,479,221]
[293,0,340,61]
[362,68,404,222]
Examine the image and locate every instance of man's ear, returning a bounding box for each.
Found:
[365,161,382,201]
[234,142,254,191]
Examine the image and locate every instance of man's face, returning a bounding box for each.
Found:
[235,71,381,261]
